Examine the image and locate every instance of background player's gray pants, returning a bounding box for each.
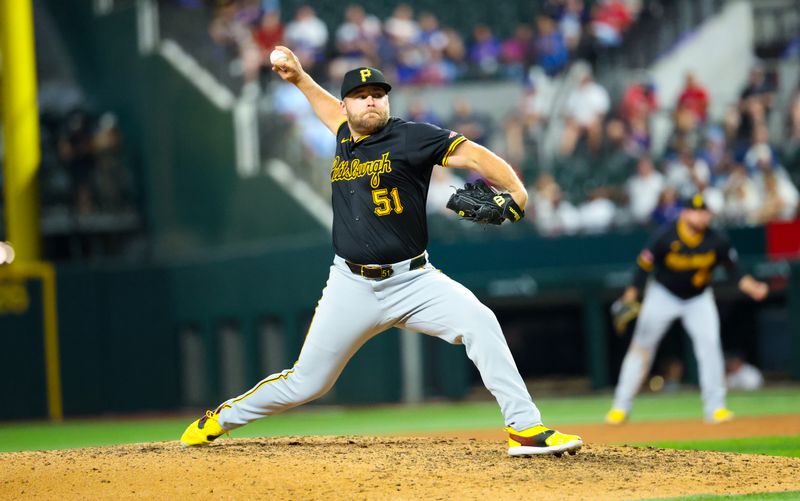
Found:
[612,281,726,418]
[217,254,541,431]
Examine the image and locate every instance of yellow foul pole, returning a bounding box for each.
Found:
[0,0,41,260]
[0,0,63,421]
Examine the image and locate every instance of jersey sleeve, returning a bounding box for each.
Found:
[405,122,466,169]
[717,232,744,282]
[631,226,669,291]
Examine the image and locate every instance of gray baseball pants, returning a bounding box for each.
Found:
[612,280,726,418]
[216,253,541,431]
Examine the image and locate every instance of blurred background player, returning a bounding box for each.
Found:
[606,194,769,425]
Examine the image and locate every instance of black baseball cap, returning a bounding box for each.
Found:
[340,67,392,99]
[682,193,710,211]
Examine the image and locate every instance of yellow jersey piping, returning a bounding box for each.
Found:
[442,136,466,166]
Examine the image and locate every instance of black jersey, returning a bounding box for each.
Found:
[330,117,466,264]
[632,220,743,299]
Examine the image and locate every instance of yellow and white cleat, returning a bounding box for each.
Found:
[180,410,226,447]
[506,425,583,457]
[706,407,734,424]
[605,408,628,425]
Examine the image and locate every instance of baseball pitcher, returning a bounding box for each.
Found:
[181,47,582,457]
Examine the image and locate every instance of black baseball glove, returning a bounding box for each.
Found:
[446,180,525,225]
[610,298,641,335]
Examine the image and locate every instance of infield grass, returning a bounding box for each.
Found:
[641,435,800,458]
[0,386,798,453]
[650,492,800,500]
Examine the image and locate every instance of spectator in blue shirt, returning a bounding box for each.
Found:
[534,15,569,76]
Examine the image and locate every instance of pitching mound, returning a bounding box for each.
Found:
[2,436,799,500]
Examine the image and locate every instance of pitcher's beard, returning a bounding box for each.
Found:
[348,109,389,134]
[685,218,709,233]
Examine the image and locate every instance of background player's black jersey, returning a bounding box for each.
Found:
[632,220,743,299]
[331,117,465,264]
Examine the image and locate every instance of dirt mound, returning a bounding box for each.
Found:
[2,435,799,500]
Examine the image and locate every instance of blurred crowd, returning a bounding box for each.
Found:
[1,107,141,258]
[33,108,143,259]
[38,109,138,220]
[166,0,800,237]
[174,0,642,86]
[426,63,800,235]
[506,64,800,236]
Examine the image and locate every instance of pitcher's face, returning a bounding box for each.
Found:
[342,85,390,134]
[683,208,712,231]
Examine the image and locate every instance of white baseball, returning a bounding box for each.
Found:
[0,241,14,264]
[270,49,289,65]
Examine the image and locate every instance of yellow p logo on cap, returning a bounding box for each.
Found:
[360,69,372,82]
[693,194,704,208]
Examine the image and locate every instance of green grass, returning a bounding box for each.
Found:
[525,387,800,424]
[0,387,797,453]
[648,492,800,500]
[641,435,800,458]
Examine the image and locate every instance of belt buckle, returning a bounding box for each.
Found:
[362,264,393,279]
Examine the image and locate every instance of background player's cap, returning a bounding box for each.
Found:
[682,193,710,211]
[340,67,392,99]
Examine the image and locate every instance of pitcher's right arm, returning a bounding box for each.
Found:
[271,46,344,134]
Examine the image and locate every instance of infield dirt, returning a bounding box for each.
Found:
[2,414,799,500]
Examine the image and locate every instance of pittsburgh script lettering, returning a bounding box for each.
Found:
[331,152,392,189]
[665,250,717,271]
